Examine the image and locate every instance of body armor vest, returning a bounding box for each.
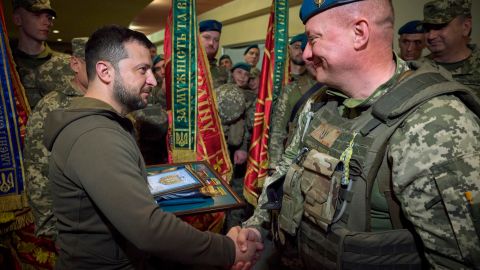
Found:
[275,63,480,269]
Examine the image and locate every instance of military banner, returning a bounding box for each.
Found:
[244,0,289,206]
[164,0,232,231]
[167,0,198,162]
[0,1,31,219]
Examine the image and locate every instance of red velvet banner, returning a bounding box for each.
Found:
[244,0,289,206]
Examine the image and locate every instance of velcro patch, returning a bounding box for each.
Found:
[310,123,341,148]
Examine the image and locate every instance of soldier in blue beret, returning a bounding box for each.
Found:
[242,0,480,269]
[199,19,228,88]
[397,20,425,61]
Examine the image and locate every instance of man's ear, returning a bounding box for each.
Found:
[353,19,370,50]
[96,61,113,84]
[462,17,472,37]
[12,11,22,27]
[70,56,79,73]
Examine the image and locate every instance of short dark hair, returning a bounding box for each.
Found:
[85,25,152,81]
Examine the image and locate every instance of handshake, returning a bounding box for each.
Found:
[227,226,264,270]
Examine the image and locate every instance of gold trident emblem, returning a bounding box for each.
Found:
[314,0,325,7]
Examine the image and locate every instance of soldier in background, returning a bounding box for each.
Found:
[422,0,479,94]
[11,0,73,108]
[397,20,425,61]
[268,33,318,171]
[130,53,168,165]
[241,0,480,269]
[243,44,260,76]
[151,54,166,107]
[216,62,251,167]
[219,54,233,70]
[288,33,309,81]
[199,19,228,88]
[148,42,157,58]
[218,62,255,231]
[23,37,88,240]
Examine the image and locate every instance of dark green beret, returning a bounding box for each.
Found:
[244,44,259,55]
[290,33,308,50]
[199,20,222,33]
[152,55,164,66]
[219,54,231,62]
[398,20,423,35]
[231,62,251,73]
[299,0,363,24]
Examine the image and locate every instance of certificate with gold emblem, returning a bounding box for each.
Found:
[147,161,245,216]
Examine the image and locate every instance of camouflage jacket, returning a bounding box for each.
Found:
[423,43,480,97]
[13,45,74,109]
[148,84,167,108]
[23,81,84,238]
[210,58,228,88]
[268,72,316,169]
[215,83,248,150]
[245,56,480,268]
[243,89,257,152]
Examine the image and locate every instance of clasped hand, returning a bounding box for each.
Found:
[227,226,263,270]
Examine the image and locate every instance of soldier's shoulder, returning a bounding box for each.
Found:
[217,83,241,93]
[34,91,67,112]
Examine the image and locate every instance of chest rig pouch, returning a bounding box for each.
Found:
[277,62,480,270]
[278,149,343,236]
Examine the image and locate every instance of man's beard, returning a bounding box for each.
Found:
[113,75,147,113]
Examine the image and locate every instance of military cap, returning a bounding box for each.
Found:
[13,0,56,17]
[152,54,164,66]
[231,62,251,73]
[219,54,231,62]
[423,0,471,25]
[290,33,308,50]
[244,44,259,55]
[398,20,424,35]
[199,20,222,33]
[299,0,363,24]
[71,37,88,59]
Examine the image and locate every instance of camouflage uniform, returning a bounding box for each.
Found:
[147,84,167,108]
[243,89,256,132]
[13,45,73,109]
[210,58,228,88]
[268,72,316,169]
[423,44,480,95]
[422,0,480,96]
[130,105,169,165]
[23,37,87,238]
[245,56,480,269]
[23,81,84,238]
[215,83,247,150]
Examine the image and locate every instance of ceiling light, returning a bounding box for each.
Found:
[56,38,62,42]
[52,30,60,34]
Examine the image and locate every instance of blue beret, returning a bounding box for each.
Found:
[398,20,424,35]
[231,62,252,73]
[300,0,363,24]
[290,33,308,51]
[244,44,259,55]
[199,19,222,33]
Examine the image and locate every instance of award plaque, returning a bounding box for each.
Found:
[147,161,245,216]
